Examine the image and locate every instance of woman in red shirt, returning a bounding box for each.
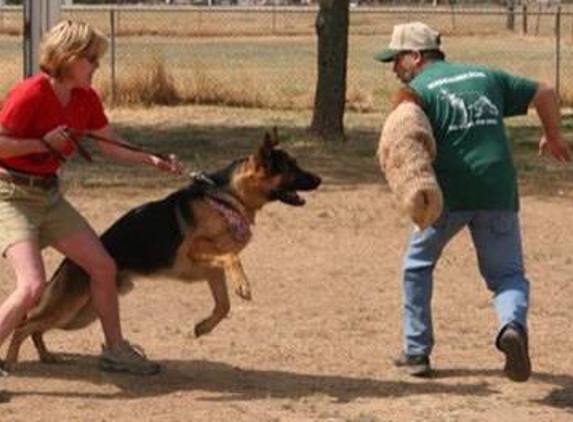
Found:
[0,20,181,375]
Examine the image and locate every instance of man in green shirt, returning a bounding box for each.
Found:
[375,22,571,381]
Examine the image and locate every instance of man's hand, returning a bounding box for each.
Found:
[538,135,571,162]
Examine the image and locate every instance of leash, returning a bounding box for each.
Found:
[38,128,173,165]
[62,129,93,162]
[38,137,68,163]
[65,129,172,163]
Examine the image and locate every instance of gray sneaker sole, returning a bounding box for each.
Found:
[394,361,432,377]
[393,354,432,377]
[99,359,161,376]
[499,330,531,382]
[406,364,432,377]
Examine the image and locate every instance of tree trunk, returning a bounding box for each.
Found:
[310,0,349,142]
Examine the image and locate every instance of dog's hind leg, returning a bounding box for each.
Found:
[4,293,90,371]
[224,254,252,301]
[5,323,45,371]
[193,266,230,338]
[31,332,60,364]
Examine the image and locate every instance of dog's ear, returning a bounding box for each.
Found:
[254,130,278,170]
[270,126,280,147]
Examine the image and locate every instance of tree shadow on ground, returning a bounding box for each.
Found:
[64,123,573,200]
[9,354,495,402]
[65,124,382,190]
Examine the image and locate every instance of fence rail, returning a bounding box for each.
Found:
[0,4,571,111]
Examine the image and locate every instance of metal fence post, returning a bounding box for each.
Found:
[449,2,456,31]
[522,3,527,35]
[535,4,541,36]
[110,7,116,106]
[272,0,277,35]
[23,0,61,77]
[571,8,573,43]
[554,5,561,101]
[506,0,515,31]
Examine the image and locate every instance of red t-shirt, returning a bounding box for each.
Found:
[0,73,109,175]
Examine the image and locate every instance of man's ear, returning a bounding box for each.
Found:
[412,50,424,66]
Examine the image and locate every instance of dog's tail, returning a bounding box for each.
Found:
[28,259,134,331]
[23,259,94,330]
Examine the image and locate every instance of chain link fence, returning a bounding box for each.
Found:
[0,4,572,113]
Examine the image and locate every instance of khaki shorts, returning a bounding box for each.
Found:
[0,178,90,256]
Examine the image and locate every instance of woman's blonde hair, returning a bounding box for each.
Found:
[39,20,108,79]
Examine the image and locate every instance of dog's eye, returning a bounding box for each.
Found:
[277,160,294,173]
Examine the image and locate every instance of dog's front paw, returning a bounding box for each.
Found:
[194,320,213,338]
[235,284,252,301]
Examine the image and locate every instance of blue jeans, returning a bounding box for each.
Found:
[401,210,529,356]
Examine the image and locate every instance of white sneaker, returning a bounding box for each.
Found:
[99,339,160,375]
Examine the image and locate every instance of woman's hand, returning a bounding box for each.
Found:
[150,153,184,174]
[43,125,72,151]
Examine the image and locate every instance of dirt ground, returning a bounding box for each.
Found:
[0,182,572,422]
[0,110,572,421]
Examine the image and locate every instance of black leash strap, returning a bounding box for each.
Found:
[41,128,175,169]
[38,137,67,163]
[74,130,170,163]
[62,129,93,162]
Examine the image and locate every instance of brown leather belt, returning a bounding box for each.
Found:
[0,170,58,190]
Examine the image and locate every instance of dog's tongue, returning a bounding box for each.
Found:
[279,191,305,206]
[288,192,305,206]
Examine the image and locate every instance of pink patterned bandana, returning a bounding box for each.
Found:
[205,197,251,243]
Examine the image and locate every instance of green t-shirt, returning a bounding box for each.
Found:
[409,61,538,211]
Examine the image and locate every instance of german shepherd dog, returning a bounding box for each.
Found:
[4,129,321,371]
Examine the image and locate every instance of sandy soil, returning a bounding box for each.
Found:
[0,174,572,421]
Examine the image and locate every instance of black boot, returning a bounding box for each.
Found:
[393,352,432,377]
[496,323,531,382]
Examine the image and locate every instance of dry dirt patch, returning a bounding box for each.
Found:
[0,180,572,421]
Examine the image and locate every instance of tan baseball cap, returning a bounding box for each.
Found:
[374,22,441,63]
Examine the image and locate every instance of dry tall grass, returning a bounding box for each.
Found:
[182,64,271,108]
[97,57,181,106]
[96,57,318,109]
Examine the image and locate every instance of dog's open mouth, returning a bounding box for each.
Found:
[273,189,305,206]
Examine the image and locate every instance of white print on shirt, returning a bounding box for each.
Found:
[427,71,487,89]
[438,89,500,132]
